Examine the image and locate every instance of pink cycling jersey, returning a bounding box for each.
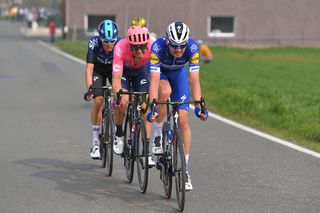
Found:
[112,38,152,75]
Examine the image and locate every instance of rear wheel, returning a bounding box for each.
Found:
[173,128,186,212]
[123,108,134,183]
[135,120,149,193]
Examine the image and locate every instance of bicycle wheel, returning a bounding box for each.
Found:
[173,128,186,212]
[123,109,134,183]
[135,119,149,193]
[104,111,114,176]
[162,122,172,199]
[100,109,107,168]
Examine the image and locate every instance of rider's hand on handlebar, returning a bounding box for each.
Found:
[83,85,93,101]
[147,107,158,122]
[194,107,208,121]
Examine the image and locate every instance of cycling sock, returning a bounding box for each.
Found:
[185,154,190,171]
[92,125,100,144]
[153,121,163,136]
[116,124,124,137]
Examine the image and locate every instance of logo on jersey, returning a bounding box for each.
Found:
[115,46,122,57]
[190,44,197,53]
[152,44,161,53]
[89,38,98,50]
[190,53,199,64]
[150,53,159,64]
[113,64,121,72]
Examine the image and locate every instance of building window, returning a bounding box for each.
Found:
[84,15,116,35]
[208,16,235,37]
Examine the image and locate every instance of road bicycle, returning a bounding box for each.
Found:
[150,97,206,212]
[117,90,149,193]
[93,85,115,176]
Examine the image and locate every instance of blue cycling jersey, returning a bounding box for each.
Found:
[149,36,200,73]
[149,36,200,111]
[86,36,121,66]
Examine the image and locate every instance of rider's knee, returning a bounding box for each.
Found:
[158,87,171,100]
[94,96,104,107]
[179,111,190,130]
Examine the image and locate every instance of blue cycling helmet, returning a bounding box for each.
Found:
[98,20,119,42]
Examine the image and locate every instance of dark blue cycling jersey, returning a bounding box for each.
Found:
[86,36,121,96]
[86,36,121,67]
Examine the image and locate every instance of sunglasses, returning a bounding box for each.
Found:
[169,42,187,49]
[130,44,148,51]
[101,37,117,44]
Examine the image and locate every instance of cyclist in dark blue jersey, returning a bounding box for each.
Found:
[83,20,121,159]
[147,21,208,191]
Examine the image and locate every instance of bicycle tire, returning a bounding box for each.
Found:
[135,119,149,193]
[162,122,173,199]
[123,108,134,183]
[173,128,186,212]
[100,109,107,168]
[105,112,114,176]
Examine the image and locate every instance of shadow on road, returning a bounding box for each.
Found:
[15,158,178,212]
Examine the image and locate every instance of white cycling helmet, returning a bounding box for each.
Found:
[166,21,190,45]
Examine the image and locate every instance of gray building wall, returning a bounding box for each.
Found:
[64,0,320,46]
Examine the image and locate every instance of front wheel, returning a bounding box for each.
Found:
[162,122,172,199]
[135,120,149,193]
[104,112,114,176]
[123,111,134,183]
[173,128,186,212]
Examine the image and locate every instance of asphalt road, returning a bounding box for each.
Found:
[0,21,319,213]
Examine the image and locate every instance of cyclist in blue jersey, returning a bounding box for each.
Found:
[147,21,208,191]
[84,20,121,159]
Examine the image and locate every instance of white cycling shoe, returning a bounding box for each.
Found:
[148,155,156,166]
[185,172,193,191]
[90,140,100,159]
[113,136,124,155]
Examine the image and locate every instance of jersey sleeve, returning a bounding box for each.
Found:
[188,40,200,73]
[149,40,161,73]
[86,37,98,64]
[112,40,124,75]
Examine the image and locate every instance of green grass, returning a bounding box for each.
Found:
[55,40,88,60]
[201,47,320,152]
[55,40,320,153]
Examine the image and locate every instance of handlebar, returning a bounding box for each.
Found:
[116,90,149,106]
[150,97,207,116]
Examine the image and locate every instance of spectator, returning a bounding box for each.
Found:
[49,21,56,43]
[197,40,213,64]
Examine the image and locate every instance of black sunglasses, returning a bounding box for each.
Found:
[130,44,148,51]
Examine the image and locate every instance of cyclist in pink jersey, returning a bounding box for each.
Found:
[112,25,155,165]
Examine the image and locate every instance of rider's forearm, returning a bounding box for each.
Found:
[85,63,94,89]
[112,73,122,95]
[190,72,202,105]
[149,72,160,104]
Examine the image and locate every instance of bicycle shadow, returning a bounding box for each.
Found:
[14,158,178,212]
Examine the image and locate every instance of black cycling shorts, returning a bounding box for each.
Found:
[121,67,149,92]
[92,65,112,97]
